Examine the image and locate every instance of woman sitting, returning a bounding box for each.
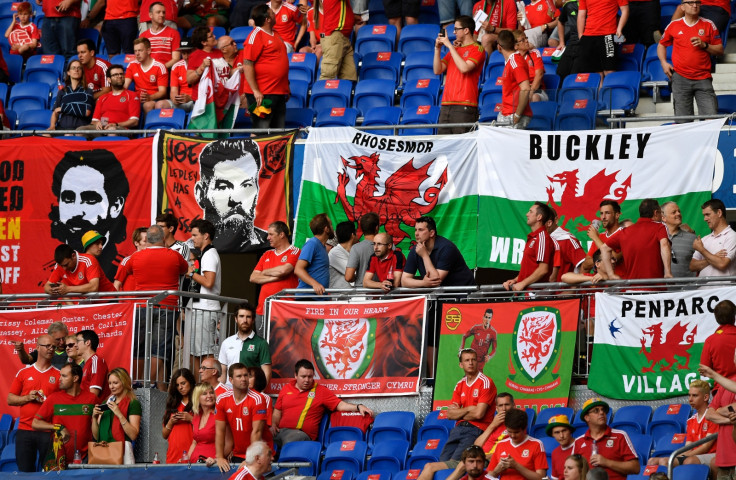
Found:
[49,59,95,131]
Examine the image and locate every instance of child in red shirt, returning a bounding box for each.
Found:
[4,2,40,58]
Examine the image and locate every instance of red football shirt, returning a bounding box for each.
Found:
[125,59,169,95]
[105,0,137,19]
[82,354,110,399]
[275,381,342,440]
[8,23,40,50]
[604,218,668,279]
[121,246,188,306]
[216,390,268,457]
[320,0,354,37]
[187,49,225,101]
[488,436,548,480]
[473,0,518,30]
[9,365,60,430]
[701,324,736,381]
[501,52,533,116]
[517,225,554,283]
[254,246,300,315]
[441,42,485,106]
[92,90,141,123]
[525,0,557,27]
[710,384,736,467]
[240,27,290,95]
[686,412,717,453]
[114,255,137,291]
[450,373,497,430]
[579,0,629,35]
[269,1,303,47]
[587,227,626,277]
[140,26,181,65]
[83,58,111,93]
[171,59,194,96]
[551,228,586,281]
[366,250,405,283]
[47,252,116,292]
[43,0,80,18]
[702,0,729,13]
[573,427,638,480]
[550,443,574,480]
[523,49,546,90]
[660,17,720,80]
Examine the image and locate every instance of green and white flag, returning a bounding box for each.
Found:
[295,128,478,263]
[588,288,729,400]
[475,120,725,269]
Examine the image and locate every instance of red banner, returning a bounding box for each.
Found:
[156,132,296,253]
[267,297,426,396]
[0,302,136,417]
[0,137,155,294]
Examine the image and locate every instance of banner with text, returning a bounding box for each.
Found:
[589,289,726,400]
[156,131,297,253]
[296,127,478,266]
[0,137,156,294]
[434,299,579,412]
[0,302,135,417]
[267,297,426,396]
[476,120,724,270]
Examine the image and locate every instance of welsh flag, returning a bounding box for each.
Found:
[295,127,478,264]
[475,120,725,270]
[589,289,727,400]
[188,64,241,138]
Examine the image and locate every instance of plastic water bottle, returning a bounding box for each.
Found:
[180,450,189,464]
[591,441,598,456]
[57,78,63,91]
[73,450,82,464]
[152,452,161,464]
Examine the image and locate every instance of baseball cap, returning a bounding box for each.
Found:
[82,230,106,250]
[545,414,573,436]
[581,397,610,418]
[178,38,194,50]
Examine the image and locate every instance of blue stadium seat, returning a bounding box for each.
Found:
[5,109,17,129]
[394,469,423,480]
[479,92,502,122]
[358,471,393,480]
[618,43,645,71]
[366,439,410,473]
[315,107,359,127]
[480,75,504,103]
[416,424,448,446]
[661,0,680,30]
[5,54,22,83]
[355,24,398,55]
[325,426,365,446]
[0,415,11,451]
[0,443,17,472]
[285,107,315,129]
[610,406,652,436]
[60,136,90,141]
[317,412,330,446]
[187,26,226,38]
[353,79,395,115]
[559,72,601,105]
[422,410,455,434]
[401,78,440,109]
[400,105,439,134]
[23,54,65,85]
[525,408,536,433]
[717,94,736,114]
[359,51,402,86]
[110,53,136,69]
[406,438,447,470]
[92,136,130,141]
[598,71,641,112]
[79,28,101,50]
[321,440,368,476]
[286,79,310,109]
[482,50,505,87]
[362,106,402,135]
[528,101,557,131]
[542,73,560,101]
[18,109,52,130]
[649,404,689,438]
[433,470,454,480]
[310,79,353,112]
[530,408,574,438]
[672,464,709,480]
[277,441,322,476]
[555,100,597,130]
[317,470,356,480]
[0,83,6,106]
[230,26,254,46]
[402,51,440,85]
[418,0,440,24]
[144,108,187,131]
[398,24,440,55]
[8,81,50,110]
[289,52,318,86]
[651,432,686,457]
[627,433,652,464]
[367,411,415,448]
[641,44,672,98]
[540,436,559,458]
[367,0,388,24]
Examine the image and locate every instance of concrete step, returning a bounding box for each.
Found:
[716,63,736,73]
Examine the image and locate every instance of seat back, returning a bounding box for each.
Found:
[353,79,395,114]
[285,107,315,129]
[362,106,402,135]
[18,109,52,130]
[322,440,368,476]
[357,471,393,480]
[278,441,322,476]
[402,51,440,84]
[617,43,645,71]
[610,405,652,435]
[9,82,50,110]
[289,52,318,86]
[530,407,574,438]
[144,108,186,130]
[367,439,410,473]
[359,52,402,85]
[368,411,416,447]
[310,79,352,111]
[398,24,440,55]
[230,26,255,46]
[559,72,601,104]
[356,24,398,55]
[598,71,641,111]
[287,79,310,109]
[555,100,597,131]
[528,101,557,131]
[626,433,652,464]
[315,107,359,127]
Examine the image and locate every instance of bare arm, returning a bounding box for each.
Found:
[615,5,628,37]
[336,401,375,417]
[271,408,282,434]
[215,420,230,472]
[433,40,447,75]
[250,263,295,284]
[165,51,182,70]
[515,79,531,121]
[577,9,587,38]
[599,244,618,279]
[593,456,639,476]
[151,85,168,101]
[512,262,549,291]
[295,259,325,295]
[660,238,673,278]
[261,364,272,384]
[692,237,731,271]
[8,391,38,406]
[251,419,265,443]
[244,60,263,106]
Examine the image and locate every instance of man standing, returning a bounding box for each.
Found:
[271,359,374,447]
[315,0,357,81]
[433,16,485,134]
[16,322,70,370]
[124,38,169,115]
[118,224,188,387]
[691,198,736,277]
[113,226,149,291]
[44,244,116,295]
[215,364,267,471]
[503,202,554,291]
[100,0,138,56]
[701,299,736,381]
[582,200,625,275]
[250,221,300,333]
[82,64,141,132]
[600,199,672,280]
[269,0,304,51]
[487,408,548,480]
[659,0,722,121]
[662,201,697,277]
[32,363,97,466]
[345,212,380,288]
[200,357,232,398]
[241,4,290,129]
[547,415,575,480]
[40,0,80,59]
[573,398,640,480]
[700,361,736,480]
[547,210,586,282]
[8,335,60,472]
[460,308,497,371]
[295,214,333,295]
[363,232,405,292]
[228,441,273,480]
[77,39,111,100]
[329,221,357,289]
[76,329,110,399]
[402,216,475,288]
[571,0,629,75]
[140,2,182,68]
[218,302,272,384]
[155,212,192,262]
[187,219,223,373]
[496,30,532,129]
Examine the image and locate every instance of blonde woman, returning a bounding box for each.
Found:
[91,368,141,464]
[187,383,219,466]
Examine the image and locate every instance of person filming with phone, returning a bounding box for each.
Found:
[91,368,141,464]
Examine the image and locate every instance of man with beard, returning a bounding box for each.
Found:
[218,302,272,385]
[195,139,268,252]
[49,149,130,281]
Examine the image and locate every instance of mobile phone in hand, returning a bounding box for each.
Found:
[728,405,735,414]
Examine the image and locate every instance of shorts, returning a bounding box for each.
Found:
[695,453,716,465]
[159,99,194,112]
[573,34,617,73]
[438,104,477,134]
[496,112,531,129]
[187,307,222,356]
[445,459,460,469]
[382,0,421,19]
[136,306,177,361]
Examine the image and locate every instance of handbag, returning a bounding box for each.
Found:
[87,441,124,465]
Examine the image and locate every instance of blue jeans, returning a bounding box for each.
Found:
[41,16,79,60]
[438,0,473,24]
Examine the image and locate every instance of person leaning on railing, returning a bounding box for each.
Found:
[91,368,141,464]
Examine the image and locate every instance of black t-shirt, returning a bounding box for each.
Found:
[404,236,475,286]
[558,0,579,44]
[29,349,69,369]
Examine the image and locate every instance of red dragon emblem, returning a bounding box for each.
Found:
[518,313,556,373]
[319,320,367,378]
[639,322,697,373]
[546,169,632,231]
[335,153,448,243]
